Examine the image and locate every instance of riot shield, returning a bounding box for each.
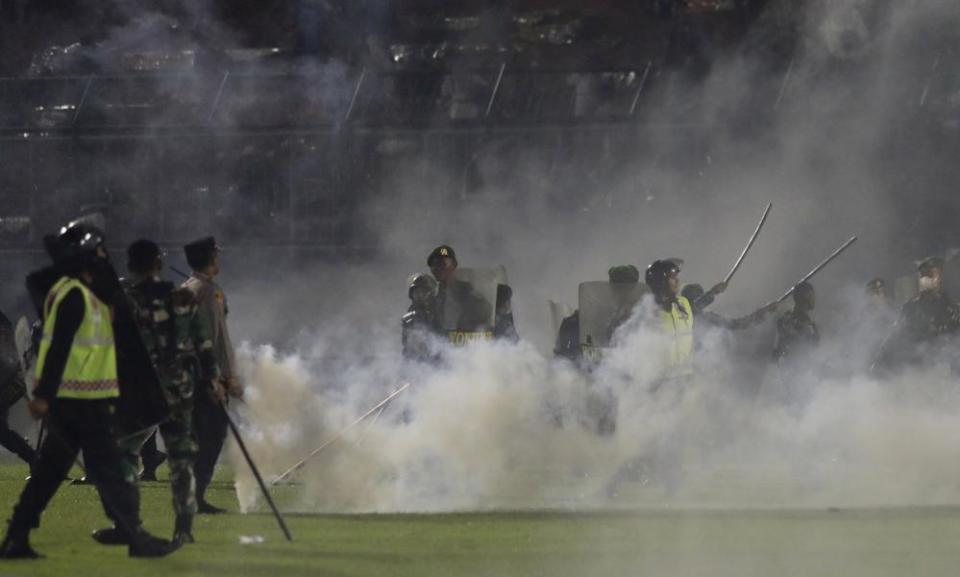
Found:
[892,274,917,307]
[26,262,169,436]
[441,267,501,345]
[943,250,960,301]
[549,300,575,342]
[578,281,648,350]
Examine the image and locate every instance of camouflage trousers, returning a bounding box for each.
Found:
[119,400,198,516]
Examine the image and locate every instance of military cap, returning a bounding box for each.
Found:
[184,236,219,270]
[916,255,944,272]
[427,245,457,267]
[608,265,640,284]
[127,239,164,273]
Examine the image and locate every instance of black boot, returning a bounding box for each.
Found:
[197,499,227,515]
[92,525,132,545]
[128,527,180,558]
[172,514,194,545]
[139,451,167,482]
[0,523,40,559]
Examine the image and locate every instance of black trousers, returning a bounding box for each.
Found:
[10,399,141,532]
[140,429,162,466]
[0,404,34,465]
[192,392,227,502]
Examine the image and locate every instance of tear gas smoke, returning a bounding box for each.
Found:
[14,2,953,523]
[220,0,960,514]
[231,302,960,513]
[3,0,958,513]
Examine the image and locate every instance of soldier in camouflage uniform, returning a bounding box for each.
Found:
[96,240,218,546]
[772,281,820,363]
[873,256,960,373]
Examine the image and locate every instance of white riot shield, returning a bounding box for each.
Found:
[549,300,575,342]
[578,281,648,350]
[441,267,503,345]
[943,250,960,301]
[893,275,917,307]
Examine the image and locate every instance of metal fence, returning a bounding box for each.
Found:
[0,61,954,250]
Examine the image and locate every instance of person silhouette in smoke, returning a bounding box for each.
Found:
[402,273,441,362]
[772,281,820,363]
[873,256,960,374]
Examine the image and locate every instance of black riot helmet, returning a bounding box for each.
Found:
[45,221,108,272]
[408,273,438,297]
[408,273,438,308]
[645,259,680,296]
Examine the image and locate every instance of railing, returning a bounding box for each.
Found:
[0,65,667,133]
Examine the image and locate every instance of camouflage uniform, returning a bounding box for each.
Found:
[772,308,820,362]
[874,291,960,371]
[119,277,218,519]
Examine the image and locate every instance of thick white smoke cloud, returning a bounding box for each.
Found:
[231,308,960,514]
[218,0,960,514]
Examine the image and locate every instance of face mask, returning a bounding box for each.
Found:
[919,276,938,292]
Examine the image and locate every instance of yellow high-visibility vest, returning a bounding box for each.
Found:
[35,276,119,399]
[658,295,694,377]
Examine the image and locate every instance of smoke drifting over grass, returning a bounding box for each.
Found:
[232,324,960,513]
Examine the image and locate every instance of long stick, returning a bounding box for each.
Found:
[221,403,293,542]
[34,419,45,455]
[353,400,392,449]
[773,236,858,304]
[169,266,190,280]
[723,203,772,286]
[271,382,411,486]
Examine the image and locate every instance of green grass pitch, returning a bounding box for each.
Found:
[0,463,959,576]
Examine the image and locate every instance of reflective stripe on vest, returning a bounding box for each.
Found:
[659,295,694,377]
[35,277,119,400]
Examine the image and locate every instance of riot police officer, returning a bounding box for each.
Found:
[402,273,440,361]
[0,224,177,559]
[645,259,695,379]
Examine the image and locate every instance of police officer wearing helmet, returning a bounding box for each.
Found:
[645,259,695,378]
[0,223,177,559]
